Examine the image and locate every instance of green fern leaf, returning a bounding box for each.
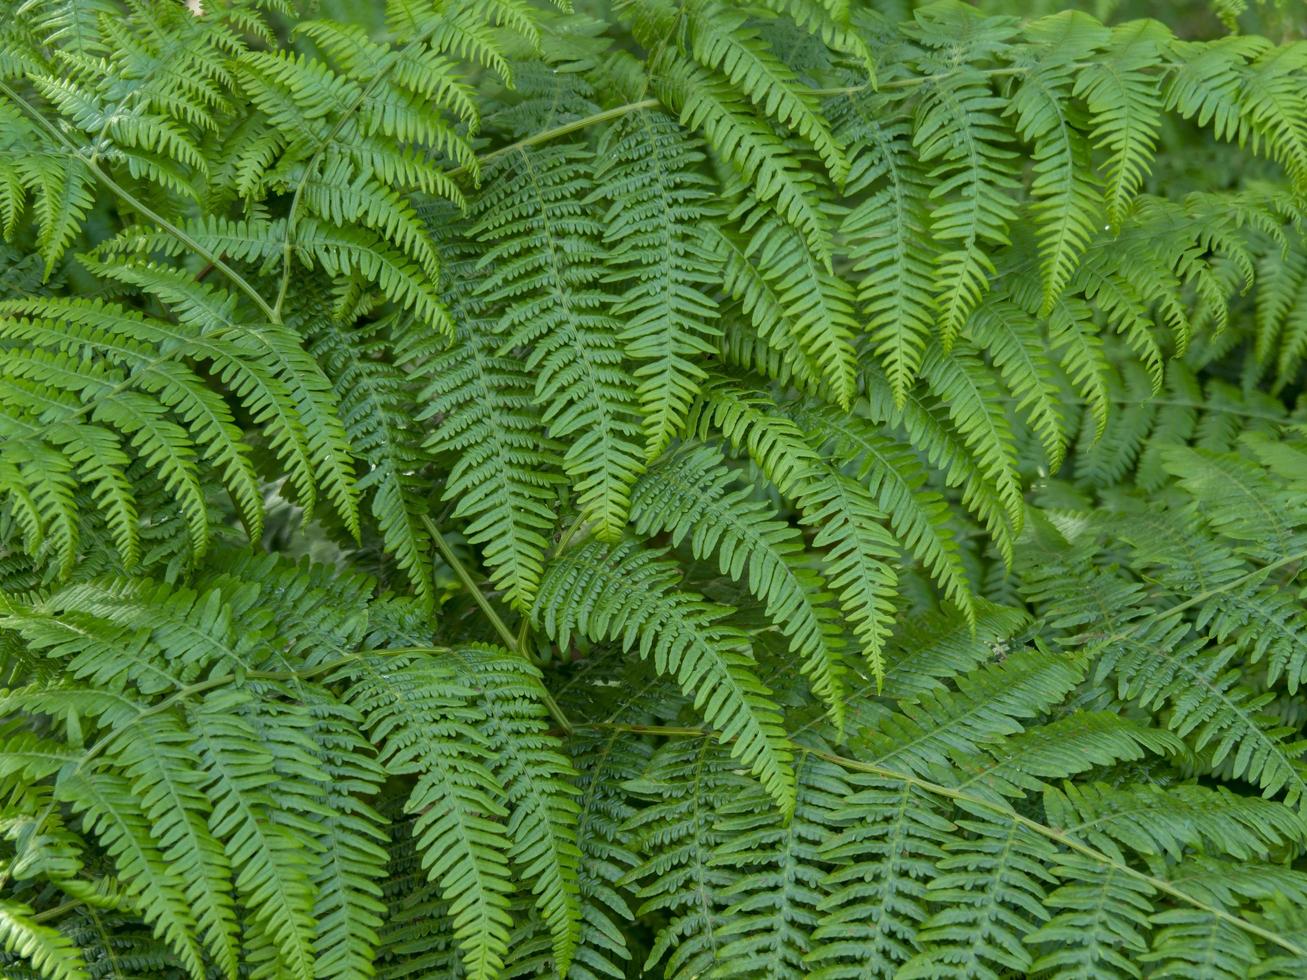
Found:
[1074,21,1169,226]
[446,646,583,975]
[535,539,797,813]
[471,145,643,541]
[0,900,87,980]
[346,653,515,979]
[630,443,847,723]
[592,110,721,459]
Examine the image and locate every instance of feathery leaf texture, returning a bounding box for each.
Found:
[3,1,1307,977]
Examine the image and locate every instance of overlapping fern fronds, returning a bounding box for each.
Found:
[4,0,1307,977]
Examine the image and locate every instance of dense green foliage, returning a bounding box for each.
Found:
[2,0,1307,976]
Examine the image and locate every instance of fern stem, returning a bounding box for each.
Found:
[1092,546,1307,650]
[577,716,1307,957]
[804,746,1307,958]
[452,99,661,178]
[422,514,574,733]
[583,723,710,737]
[806,64,1031,97]
[0,81,279,322]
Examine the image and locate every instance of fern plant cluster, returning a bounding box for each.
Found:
[3,0,1307,976]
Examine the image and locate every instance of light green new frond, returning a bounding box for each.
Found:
[592,110,721,459]
[630,443,847,723]
[0,900,88,980]
[1074,21,1169,226]
[445,646,582,975]
[345,654,513,980]
[471,145,643,541]
[534,539,796,813]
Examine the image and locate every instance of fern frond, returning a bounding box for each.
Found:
[900,802,1058,979]
[686,0,848,183]
[811,775,954,975]
[1006,14,1105,313]
[471,145,643,540]
[57,767,208,979]
[621,737,744,979]
[912,26,1021,342]
[653,55,832,265]
[535,539,796,813]
[834,101,935,402]
[445,646,582,975]
[345,654,514,980]
[1074,21,1168,226]
[631,443,847,722]
[711,753,851,975]
[592,110,721,459]
[0,900,88,980]
[713,199,859,409]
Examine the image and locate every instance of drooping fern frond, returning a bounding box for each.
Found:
[535,538,796,813]
[0,286,358,576]
[630,443,847,723]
